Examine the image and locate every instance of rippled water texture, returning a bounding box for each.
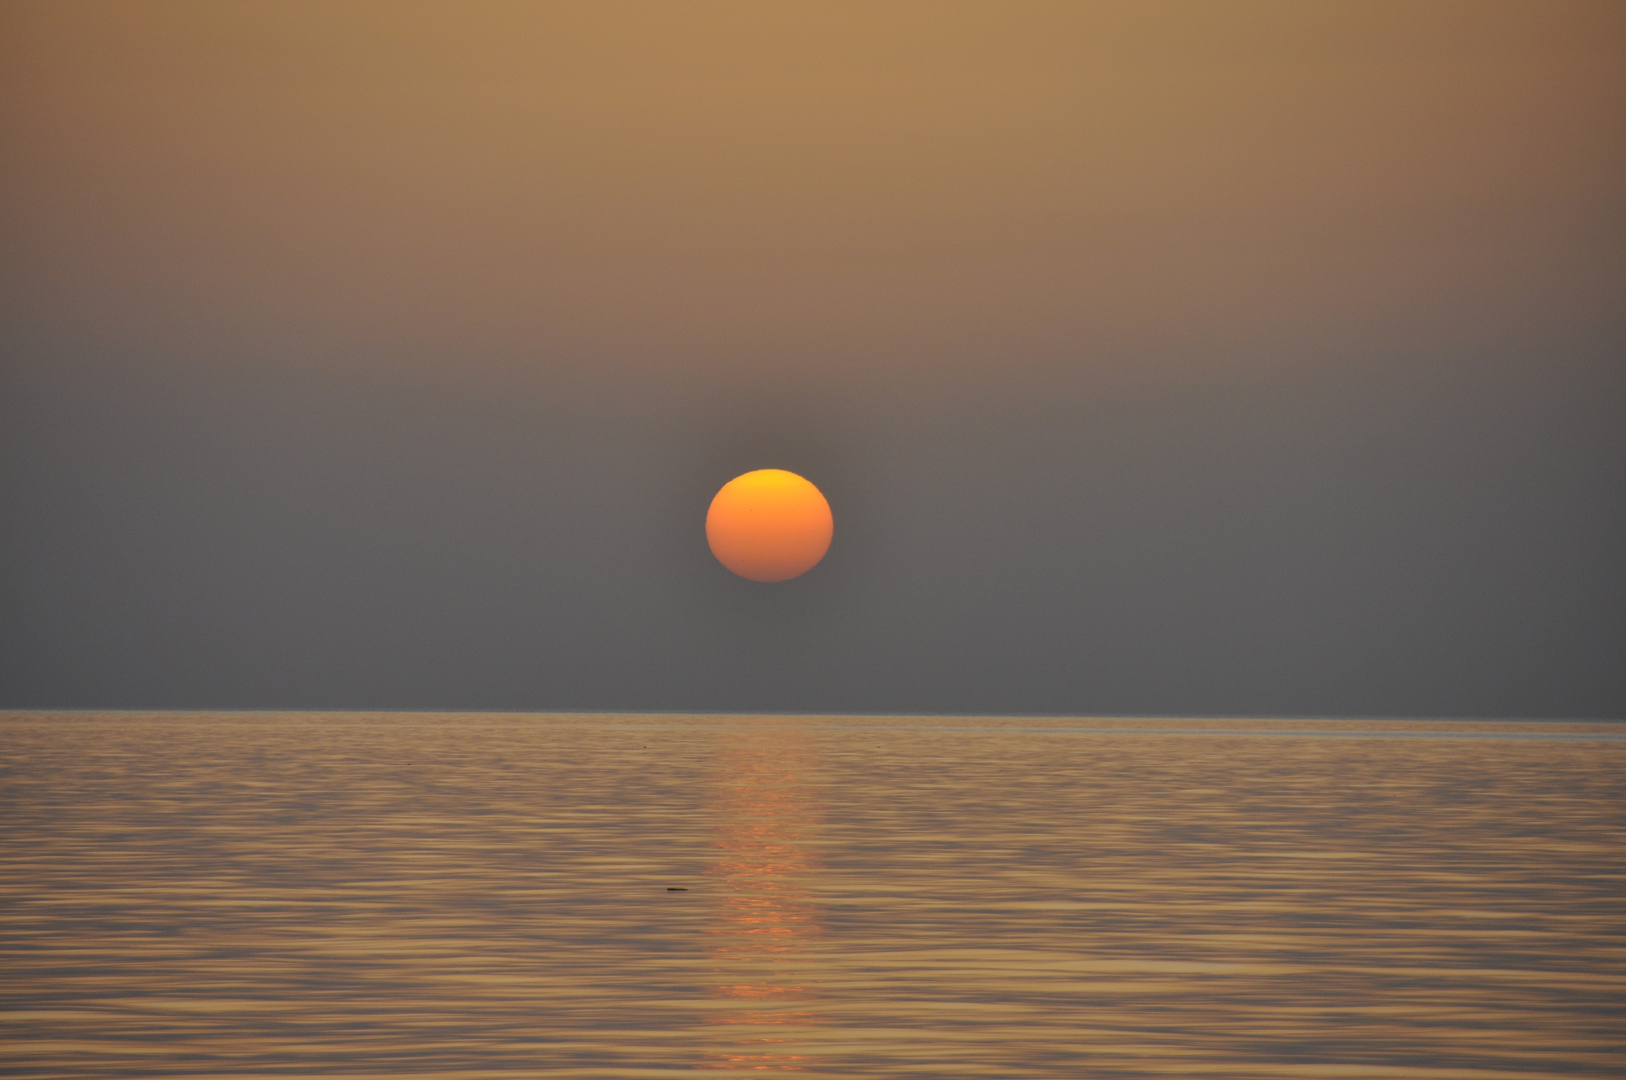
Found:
[2,713,1622,1078]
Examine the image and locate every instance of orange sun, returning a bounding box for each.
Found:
[706,470,833,583]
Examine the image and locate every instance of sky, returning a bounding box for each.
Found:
[2,1,1622,717]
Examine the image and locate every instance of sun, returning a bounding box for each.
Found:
[706,470,833,583]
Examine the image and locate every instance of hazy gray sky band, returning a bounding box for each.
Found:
[11,713,1624,742]
[2,3,1622,715]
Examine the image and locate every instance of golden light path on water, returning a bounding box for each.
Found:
[1,713,1623,1078]
[704,723,822,1073]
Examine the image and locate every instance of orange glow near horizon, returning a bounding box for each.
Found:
[706,470,833,583]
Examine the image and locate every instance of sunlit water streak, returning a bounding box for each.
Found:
[1,713,1622,1078]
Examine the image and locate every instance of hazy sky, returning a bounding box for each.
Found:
[3,1,1622,716]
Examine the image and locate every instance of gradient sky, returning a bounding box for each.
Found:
[3,1,1622,716]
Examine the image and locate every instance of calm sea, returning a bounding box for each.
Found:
[2,712,1622,1078]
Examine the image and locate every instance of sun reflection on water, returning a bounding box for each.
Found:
[702,722,824,1074]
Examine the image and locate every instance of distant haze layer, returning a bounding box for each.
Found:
[2,2,1622,715]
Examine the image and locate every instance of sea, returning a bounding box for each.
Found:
[2,712,1622,1078]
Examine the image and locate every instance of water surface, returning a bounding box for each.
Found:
[2,713,1622,1077]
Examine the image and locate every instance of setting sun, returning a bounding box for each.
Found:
[706,470,833,583]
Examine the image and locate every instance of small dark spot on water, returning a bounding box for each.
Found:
[667,886,687,891]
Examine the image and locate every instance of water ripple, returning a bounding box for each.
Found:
[2,713,1622,1077]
